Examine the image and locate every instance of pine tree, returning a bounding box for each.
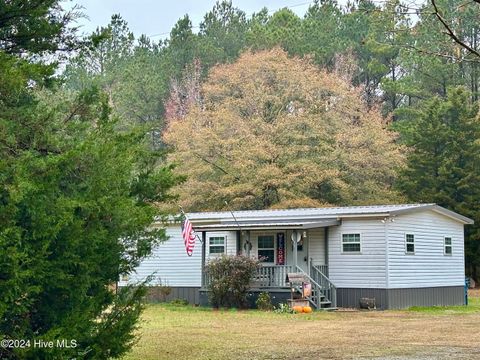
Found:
[398,87,480,278]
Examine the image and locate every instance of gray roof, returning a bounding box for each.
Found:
[193,219,341,231]
[187,203,474,225]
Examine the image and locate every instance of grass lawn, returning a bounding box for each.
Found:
[124,290,480,360]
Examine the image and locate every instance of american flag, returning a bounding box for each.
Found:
[181,216,196,256]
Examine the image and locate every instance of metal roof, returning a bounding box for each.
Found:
[185,204,474,225]
[193,219,341,231]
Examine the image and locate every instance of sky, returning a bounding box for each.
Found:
[64,0,330,40]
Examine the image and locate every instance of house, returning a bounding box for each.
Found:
[119,204,474,309]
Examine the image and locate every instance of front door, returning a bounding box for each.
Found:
[286,230,308,272]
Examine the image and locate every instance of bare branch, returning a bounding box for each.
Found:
[192,152,241,181]
[401,43,480,63]
[431,0,480,58]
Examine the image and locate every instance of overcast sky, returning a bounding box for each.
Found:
[65,0,333,40]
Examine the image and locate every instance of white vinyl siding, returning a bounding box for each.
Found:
[309,228,325,265]
[119,228,239,288]
[329,219,387,288]
[122,208,467,291]
[387,210,465,288]
[119,225,201,287]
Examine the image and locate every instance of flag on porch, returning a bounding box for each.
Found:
[181,215,196,256]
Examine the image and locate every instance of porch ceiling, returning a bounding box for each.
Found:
[193,219,340,232]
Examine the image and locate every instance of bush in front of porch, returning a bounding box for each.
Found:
[206,255,261,308]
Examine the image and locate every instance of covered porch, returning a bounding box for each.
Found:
[194,218,339,309]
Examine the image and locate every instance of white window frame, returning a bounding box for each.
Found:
[444,236,453,256]
[405,233,415,255]
[209,236,225,255]
[341,233,362,254]
[257,234,276,264]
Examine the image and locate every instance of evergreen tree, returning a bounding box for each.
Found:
[0,2,181,358]
[0,0,78,55]
[397,87,480,278]
[301,0,346,69]
[198,0,248,65]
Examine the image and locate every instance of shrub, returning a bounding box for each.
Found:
[169,299,189,306]
[256,292,273,311]
[158,285,172,302]
[274,303,295,314]
[206,255,260,308]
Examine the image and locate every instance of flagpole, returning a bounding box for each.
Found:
[225,201,242,232]
[224,201,250,256]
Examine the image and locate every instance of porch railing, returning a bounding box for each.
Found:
[204,265,294,289]
[252,265,294,288]
[311,263,328,277]
[203,263,336,309]
[310,264,337,308]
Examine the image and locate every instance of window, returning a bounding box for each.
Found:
[258,235,275,263]
[405,234,415,254]
[444,237,452,255]
[209,236,225,254]
[342,233,361,253]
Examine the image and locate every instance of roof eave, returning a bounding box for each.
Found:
[390,204,474,225]
[193,219,341,232]
[188,213,390,224]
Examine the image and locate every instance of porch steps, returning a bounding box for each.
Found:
[291,266,337,310]
[291,283,333,310]
[309,264,337,309]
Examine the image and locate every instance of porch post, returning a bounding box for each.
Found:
[236,230,241,255]
[201,231,206,287]
[246,230,251,257]
[324,227,329,268]
[306,229,310,274]
[293,230,298,270]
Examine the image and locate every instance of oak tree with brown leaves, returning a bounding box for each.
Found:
[164,49,405,211]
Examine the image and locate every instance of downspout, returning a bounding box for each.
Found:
[201,231,206,288]
[245,230,251,257]
[293,230,298,270]
[384,217,390,309]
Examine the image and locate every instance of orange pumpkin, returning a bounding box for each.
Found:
[292,305,303,313]
[303,306,313,313]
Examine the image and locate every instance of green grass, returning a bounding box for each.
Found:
[407,296,480,314]
[124,297,480,360]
